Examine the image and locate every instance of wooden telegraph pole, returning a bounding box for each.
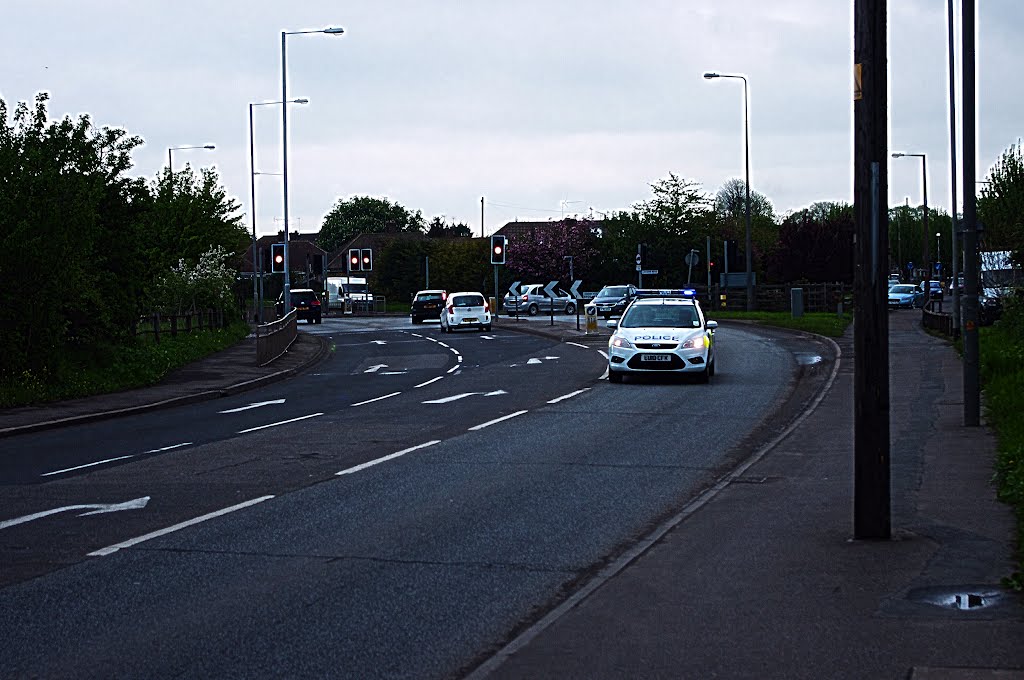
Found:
[853,0,891,539]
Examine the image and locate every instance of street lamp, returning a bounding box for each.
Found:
[892,152,930,305]
[249,98,309,324]
[167,144,215,171]
[281,26,344,315]
[704,71,754,310]
[936,231,942,279]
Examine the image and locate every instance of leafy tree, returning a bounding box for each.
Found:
[765,209,854,283]
[318,195,426,252]
[638,173,712,236]
[426,216,472,238]
[152,245,238,314]
[979,140,1024,262]
[506,219,600,284]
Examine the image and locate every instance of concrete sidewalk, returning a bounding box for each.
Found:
[474,310,1023,679]
[0,331,329,437]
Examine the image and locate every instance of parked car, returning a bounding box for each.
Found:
[591,284,637,319]
[503,284,576,316]
[440,291,492,332]
[410,289,447,324]
[275,288,322,323]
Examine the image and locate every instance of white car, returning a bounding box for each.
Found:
[440,291,492,332]
[606,290,718,383]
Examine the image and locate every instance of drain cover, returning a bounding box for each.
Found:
[906,585,1005,611]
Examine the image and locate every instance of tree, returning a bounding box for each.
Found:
[765,209,855,283]
[979,140,1024,262]
[638,173,712,236]
[714,178,775,223]
[506,219,600,283]
[318,195,426,252]
[426,216,472,238]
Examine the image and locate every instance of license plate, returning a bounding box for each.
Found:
[463,317,478,323]
[641,354,671,362]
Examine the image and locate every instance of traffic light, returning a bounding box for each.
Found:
[271,243,285,274]
[348,248,361,272]
[490,235,506,265]
[725,239,739,271]
[361,249,373,271]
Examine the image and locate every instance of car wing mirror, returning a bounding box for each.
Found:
[706,320,718,331]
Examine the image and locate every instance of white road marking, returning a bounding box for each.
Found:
[598,349,609,379]
[237,413,323,433]
[468,410,528,431]
[1,497,150,530]
[422,390,507,405]
[144,442,193,454]
[547,388,590,404]
[437,342,450,348]
[598,350,609,359]
[449,348,459,355]
[410,333,424,338]
[380,371,408,375]
[447,366,460,374]
[363,364,388,373]
[544,356,560,360]
[480,335,496,340]
[88,496,274,557]
[40,455,135,477]
[371,340,387,345]
[415,376,444,388]
[565,342,588,349]
[336,440,441,476]
[527,358,542,365]
[350,393,401,407]
[219,400,285,414]
[457,355,463,363]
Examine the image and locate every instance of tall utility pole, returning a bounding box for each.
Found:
[961,0,981,425]
[481,197,485,238]
[852,0,891,539]
[947,0,961,335]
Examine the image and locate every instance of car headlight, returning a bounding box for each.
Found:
[610,335,634,349]
[683,336,704,349]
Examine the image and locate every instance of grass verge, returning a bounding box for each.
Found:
[976,303,1024,590]
[0,322,251,408]
[709,310,853,337]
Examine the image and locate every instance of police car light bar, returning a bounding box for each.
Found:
[635,288,698,299]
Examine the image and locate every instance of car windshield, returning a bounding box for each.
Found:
[452,295,483,307]
[597,286,628,298]
[621,304,699,328]
[891,285,915,294]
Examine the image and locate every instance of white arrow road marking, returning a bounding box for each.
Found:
[544,356,560,360]
[89,495,274,557]
[41,455,136,477]
[1,497,151,530]
[547,388,590,404]
[371,340,387,345]
[422,390,507,404]
[219,400,285,414]
[468,410,528,431]
[415,376,444,388]
[336,440,441,476]
[480,335,496,340]
[363,364,388,373]
[527,358,542,365]
[238,413,323,433]
[351,392,401,407]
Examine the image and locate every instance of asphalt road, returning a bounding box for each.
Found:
[0,317,832,678]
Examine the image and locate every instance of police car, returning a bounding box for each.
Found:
[606,289,718,383]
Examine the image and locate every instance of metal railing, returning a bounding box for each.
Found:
[256,309,297,366]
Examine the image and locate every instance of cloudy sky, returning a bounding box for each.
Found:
[2,1,1020,237]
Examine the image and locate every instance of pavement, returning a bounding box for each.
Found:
[1,311,1021,678]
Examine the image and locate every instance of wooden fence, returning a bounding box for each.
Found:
[136,309,230,343]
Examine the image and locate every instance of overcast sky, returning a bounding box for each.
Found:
[2,1,1020,237]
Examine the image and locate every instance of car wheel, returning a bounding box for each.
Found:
[698,364,710,384]
[608,370,623,383]
[708,356,716,377]
[527,303,539,316]
[483,325,491,332]
[565,303,576,315]
[411,317,420,324]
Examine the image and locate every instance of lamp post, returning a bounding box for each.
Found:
[704,71,753,310]
[892,152,929,305]
[249,98,308,324]
[167,144,215,171]
[936,231,942,281]
[281,25,344,315]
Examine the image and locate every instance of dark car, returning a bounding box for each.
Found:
[410,289,447,324]
[275,288,322,324]
[592,284,637,319]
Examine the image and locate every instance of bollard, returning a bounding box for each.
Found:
[585,305,598,334]
[791,287,804,318]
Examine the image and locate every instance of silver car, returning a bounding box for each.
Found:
[503,284,577,316]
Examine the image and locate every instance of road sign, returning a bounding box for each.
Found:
[636,264,642,272]
[907,262,914,271]
[544,280,559,299]
[508,280,521,297]
[635,254,642,265]
[684,252,699,267]
[569,280,583,299]
[641,269,659,275]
